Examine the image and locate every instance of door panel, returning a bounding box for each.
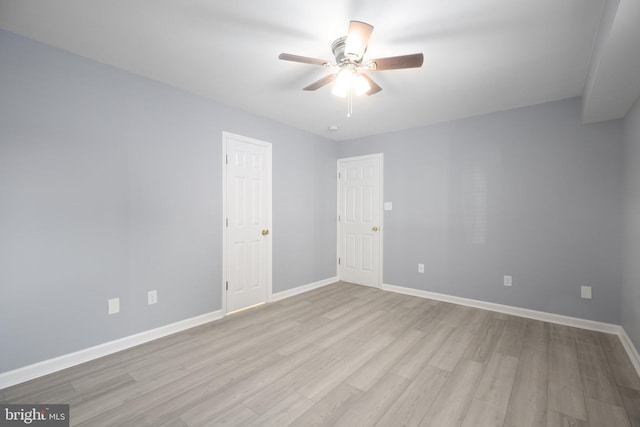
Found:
[338,154,382,287]
[362,235,373,272]
[224,133,271,313]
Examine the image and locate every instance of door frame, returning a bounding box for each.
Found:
[222,131,273,315]
[336,153,384,288]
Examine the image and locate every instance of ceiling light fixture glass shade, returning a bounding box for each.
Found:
[353,74,371,96]
[332,68,354,98]
[332,69,371,98]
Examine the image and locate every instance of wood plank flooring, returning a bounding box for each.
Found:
[2,282,639,426]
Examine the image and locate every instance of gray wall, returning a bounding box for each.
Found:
[622,98,640,351]
[0,30,336,373]
[1,27,634,375]
[337,98,624,324]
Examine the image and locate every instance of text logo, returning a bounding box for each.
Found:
[1,405,69,426]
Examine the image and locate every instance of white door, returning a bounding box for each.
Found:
[337,154,383,287]
[223,132,272,313]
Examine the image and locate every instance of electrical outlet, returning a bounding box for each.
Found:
[503,275,512,287]
[108,298,120,315]
[581,286,592,299]
[418,263,424,273]
[147,290,158,305]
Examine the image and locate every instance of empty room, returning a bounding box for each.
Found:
[1,1,640,426]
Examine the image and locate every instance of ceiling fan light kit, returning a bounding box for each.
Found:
[279,20,424,117]
[332,69,371,98]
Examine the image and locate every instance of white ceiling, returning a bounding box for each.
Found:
[0,0,638,141]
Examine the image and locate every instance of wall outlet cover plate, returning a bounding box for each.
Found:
[108,298,120,315]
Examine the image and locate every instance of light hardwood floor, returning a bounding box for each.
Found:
[2,282,639,426]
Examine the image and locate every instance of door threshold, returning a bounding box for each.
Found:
[227,301,266,316]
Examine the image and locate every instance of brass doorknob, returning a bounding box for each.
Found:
[261,229,269,236]
[372,226,379,232]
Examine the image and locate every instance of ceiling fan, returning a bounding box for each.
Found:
[279,20,424,116]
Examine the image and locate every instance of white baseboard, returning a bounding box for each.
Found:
[619,328,640,377]
[382,283,640,377]
[4,279,638,389]
[0,310,223,390]
[270,276,337,302]
[1,277,338,390]
[382,283,619,333]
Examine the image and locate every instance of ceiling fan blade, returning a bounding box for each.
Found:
[345,21,374,60]
[360,74,382,95]
[369,53,424,70]
[303,74,336,91]
[279,53,329,66]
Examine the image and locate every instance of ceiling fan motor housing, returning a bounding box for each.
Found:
[331,37,348,64]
